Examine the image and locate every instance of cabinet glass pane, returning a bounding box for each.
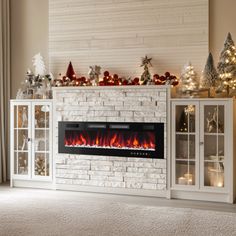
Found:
[17,106,29,128]
[218,135,224,157]
[46,130,49,151]
[14,130,18,150]
[175,134,195,160]
[14,106,17,128]
[35,130,46,151]
[176,160,195,185]
[204,104,225,188]
[45,108,50,128]
[189,135,195,160]
[175,105,195,133]
[35,105,50,128]
[204,105,224,133]
[14,152,28,175]
[17,130,28,151]
[218,106,224,133]
[204,135,217,159]
[204,162,224,187]
[204,135,224,160]
[35,153,49,176]
[46,154,49,176]
[176,134,188,159]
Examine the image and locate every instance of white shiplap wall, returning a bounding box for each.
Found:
[49,0,208,77]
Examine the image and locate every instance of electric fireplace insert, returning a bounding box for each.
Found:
[58,122,164,159]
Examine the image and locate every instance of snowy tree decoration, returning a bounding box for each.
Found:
[32,53,46,76]
[16,53,53,99]
[217,32,236,95]
[200,52,218,89]
[179,62,198,96]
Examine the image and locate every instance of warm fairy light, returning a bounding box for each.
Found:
[184,105,195,115]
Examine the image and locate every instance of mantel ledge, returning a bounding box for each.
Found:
[52,85,171,91]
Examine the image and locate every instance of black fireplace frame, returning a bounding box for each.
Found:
[58,121,164,159]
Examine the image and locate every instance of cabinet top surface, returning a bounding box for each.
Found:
[10,99,52,102]
[170,98,235,101]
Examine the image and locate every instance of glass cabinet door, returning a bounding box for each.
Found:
[32,104,50,177]
[174,104,197,186]
[203,105,225,188]
[13,104,30,176]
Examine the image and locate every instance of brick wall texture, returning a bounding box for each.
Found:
[53,86,168,191]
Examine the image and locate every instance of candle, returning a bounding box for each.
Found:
[187,178,193,185]
[184,173,193,185]
[178,177,187,185]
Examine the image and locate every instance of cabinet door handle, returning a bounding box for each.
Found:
[199,142,204,145]
[27,138,31,142]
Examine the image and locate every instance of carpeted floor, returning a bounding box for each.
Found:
[0,187,236,236]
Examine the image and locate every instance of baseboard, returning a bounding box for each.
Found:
[12,180,54,190]
[171,189,233,203]
[56,184,167,198]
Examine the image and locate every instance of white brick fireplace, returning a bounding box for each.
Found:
[53,86,170,197]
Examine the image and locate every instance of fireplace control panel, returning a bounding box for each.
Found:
[130,152,150,157]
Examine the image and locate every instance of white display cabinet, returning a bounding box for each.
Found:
[170,98,236,203]
[10,100,53,188]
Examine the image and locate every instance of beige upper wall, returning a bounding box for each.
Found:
[10,0,236,98]
[49,0,208,80]
[10,0,48,98]
[209,0,236,62]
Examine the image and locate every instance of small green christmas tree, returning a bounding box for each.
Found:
[200,53,218,89]
[217,32,236,96]
[179,62,198,96]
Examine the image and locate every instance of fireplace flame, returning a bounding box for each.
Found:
[64,130,155,151]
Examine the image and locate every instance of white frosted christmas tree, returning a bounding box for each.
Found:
[178,62,198,96]
[217,32,236,95]
[200,52,218,89]
[32,53,46,76]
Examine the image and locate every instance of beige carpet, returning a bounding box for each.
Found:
[0,187,236,236]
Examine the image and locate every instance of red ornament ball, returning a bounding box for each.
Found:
[155,80,162,85]
[122,80,128,85]
[104,71,109,77]
[133,77,139,83]
[160,76,166,81]
[153,74,159,79]
[165,72,170,77]
[113,74,119,80]
[172,80,179,86]
[80,76,86,82]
